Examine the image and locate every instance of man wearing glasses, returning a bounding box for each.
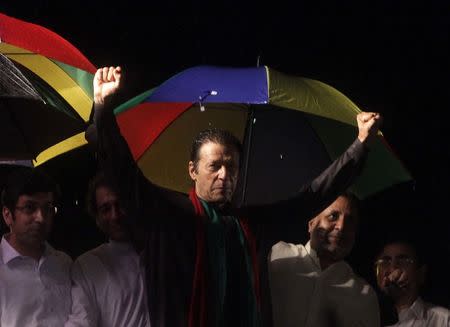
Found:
[375,239,450,326]
[0,168,72,327]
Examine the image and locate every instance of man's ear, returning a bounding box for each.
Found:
[188,161,197,181]
[2,206,13,229]
[308,218,316,233]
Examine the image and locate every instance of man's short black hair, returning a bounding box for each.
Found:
[1,167,59,210]
[312,191,360,221]
[190,128,242,170]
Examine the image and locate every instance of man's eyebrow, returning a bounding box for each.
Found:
[22,200,53,205]
[395,254,412,259]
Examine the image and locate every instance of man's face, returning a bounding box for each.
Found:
[2,192,55,249]
[308,196,357,262]
[189,142,240,205]
[95,186,130,242]
[375,243,423,297]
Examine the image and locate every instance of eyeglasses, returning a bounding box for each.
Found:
[374,256,416,269]
[15,202,58,216]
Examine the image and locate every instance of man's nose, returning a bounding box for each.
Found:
[218,165,228,179]
[110,206,119,219]
[34,208,45,223]
[110,204,125,220]
[334,216,345,231]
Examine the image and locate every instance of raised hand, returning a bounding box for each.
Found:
[93,66,122,106]
[356,111,382,145]
[381,268,409,298]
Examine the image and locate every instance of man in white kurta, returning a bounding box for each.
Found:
[65,173,150,327]
[269,193,380,327]
[0,168,72,327]
[66,240,150,327]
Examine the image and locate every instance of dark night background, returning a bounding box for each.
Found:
[1,1,450,307]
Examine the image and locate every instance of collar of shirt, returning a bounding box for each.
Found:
[398,297,425,322]
[304,241,354,280]
[108,239,134,251]
[0,235,53,265]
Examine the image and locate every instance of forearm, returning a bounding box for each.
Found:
[308,138,367,204]
[88,101,149,224]
[94,102,136,179]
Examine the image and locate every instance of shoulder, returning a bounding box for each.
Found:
[72,244,111,280]
[354,277,378,301]
[75,243,108,264]
[356,276,378,298]
[154,185,194,214]
[340,263,378,296]
[426,302,450,319]
[49,247,73,265]
[270,241,305,261]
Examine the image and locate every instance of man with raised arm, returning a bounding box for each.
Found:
[88,66,381,327]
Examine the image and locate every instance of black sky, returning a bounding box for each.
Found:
[1,0,450,302]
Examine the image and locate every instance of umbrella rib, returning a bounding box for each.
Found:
[4,102,36,159]
[239,106,256,206]
[303,113,334,163]
[1,52,35,55]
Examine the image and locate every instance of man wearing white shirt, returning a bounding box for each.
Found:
[375,239,450,326]
[65,172,150,327]
[269,192,380,327]
[0,168,72,327]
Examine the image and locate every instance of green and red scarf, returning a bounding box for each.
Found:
[188,188,261,327]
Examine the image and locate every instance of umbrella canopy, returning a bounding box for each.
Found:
[113,66,412,203]
[0,12,96,164]
[0,53,85,160]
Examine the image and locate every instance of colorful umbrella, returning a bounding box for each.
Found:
[113,66,412,202]
[0,53,85,161]
[0,12,96,164]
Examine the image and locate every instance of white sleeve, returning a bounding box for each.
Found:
[64,259,99,327]
[360,285,380,327]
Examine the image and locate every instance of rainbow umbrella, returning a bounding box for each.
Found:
[113,66,412,202]
[0,12,96,165]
